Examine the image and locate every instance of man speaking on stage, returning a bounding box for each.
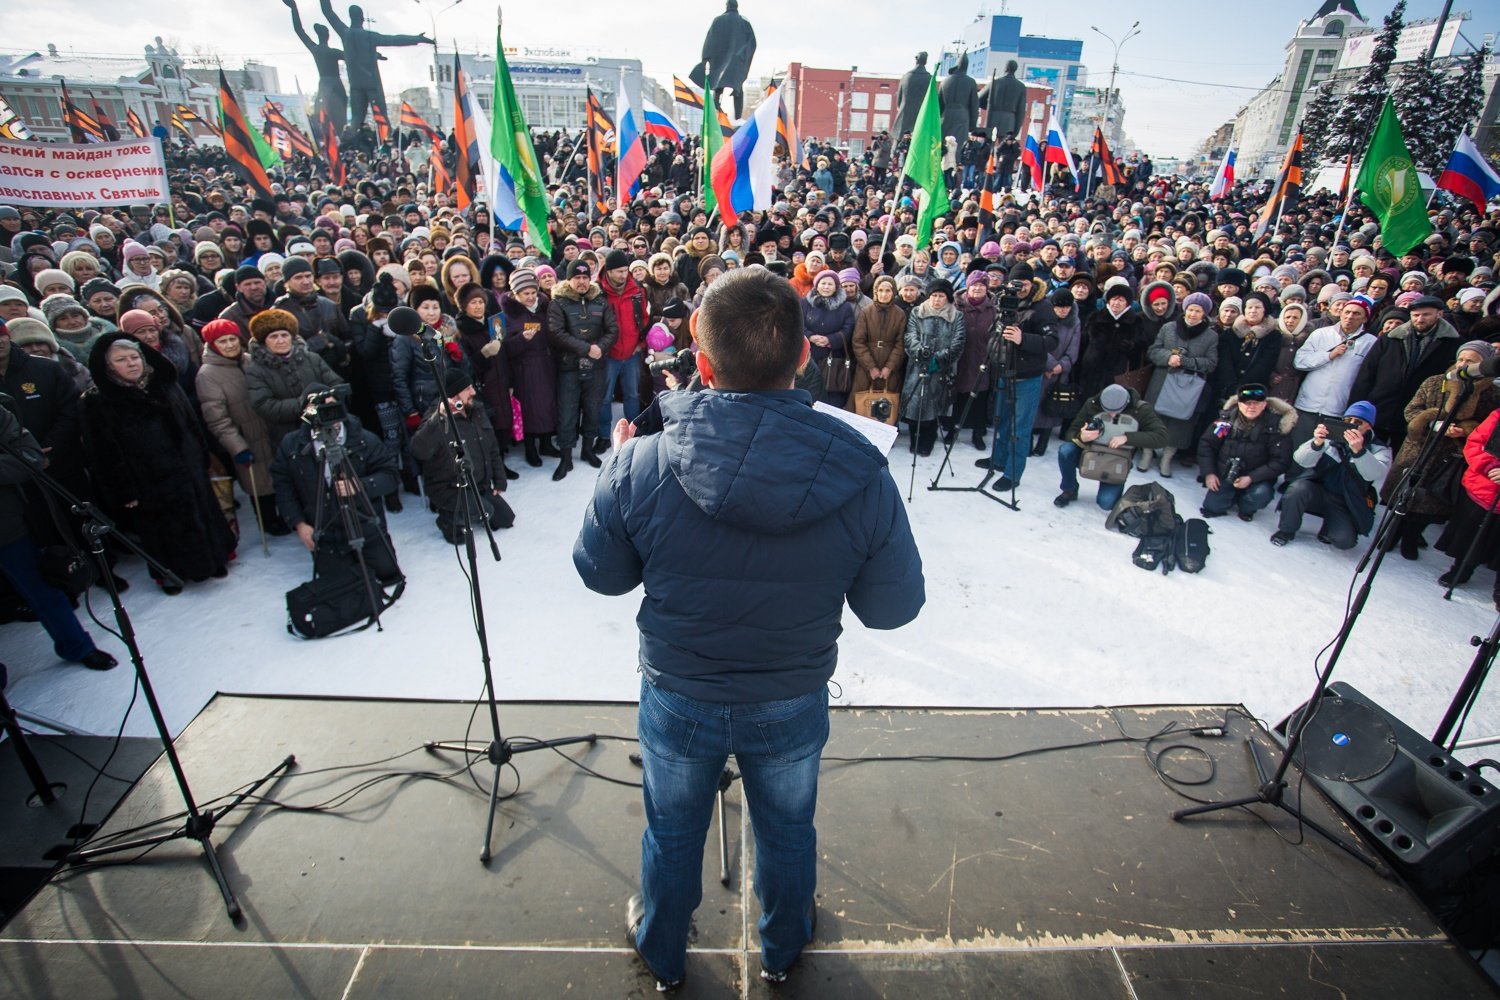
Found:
[574,267,925,990]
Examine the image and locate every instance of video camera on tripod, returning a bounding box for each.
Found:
[987,279,1026,373]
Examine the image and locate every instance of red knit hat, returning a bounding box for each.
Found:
[201,318,241,345]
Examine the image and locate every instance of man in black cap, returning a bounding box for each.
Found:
[408,369,514,544]
[547,259,618,480]
[1350,294,1461,450]
[274,256,351,374]
[219,264,271,341]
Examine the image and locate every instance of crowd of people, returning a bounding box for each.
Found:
[2,120,1500,668]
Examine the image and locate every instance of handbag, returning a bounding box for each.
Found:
[1042,379,1083,422]
[851,377,900,426]
[1415,448,1464,506]
[37,545,92,596]
[1153,370,1207,421]
[823,354,852,393]
[1078,444,1134,485]
[1113,364,1151,395]
[510,395,524,442]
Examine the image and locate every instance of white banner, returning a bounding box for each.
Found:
[0,137,169,207]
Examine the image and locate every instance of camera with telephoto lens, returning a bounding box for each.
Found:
[869,397,893,422]
[301,383,352,429]
[1225,457,1243,483]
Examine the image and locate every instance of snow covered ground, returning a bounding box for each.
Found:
[3,438,1497,753]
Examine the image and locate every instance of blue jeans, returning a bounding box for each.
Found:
[1201,480,1274,517]
[598,354,643,441]
[1057,441,1125,510]
[988,376,1043,483]
[0,536,95,661]
[962,164,978,188]
[636,677,827,981]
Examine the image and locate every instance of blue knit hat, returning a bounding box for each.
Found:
[1343,400,1377,425]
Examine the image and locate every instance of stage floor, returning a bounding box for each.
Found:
[1,695,1492,998]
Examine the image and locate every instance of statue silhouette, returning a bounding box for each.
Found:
[284,0,348,131]
[317,0,432,132]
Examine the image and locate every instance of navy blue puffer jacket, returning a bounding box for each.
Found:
[574,388,925,702]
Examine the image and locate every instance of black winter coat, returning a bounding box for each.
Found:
[273,291,352,374]
[80,336,235,582]
[270,418,400,532]
[0,408,42,548]
[1351,317,1464,440]
[1196,396,1296,483]
[455,312,512,436]
[547,282,618,373]
[409,407,505,511]
[1078,308,1148,401]
[245,338,345,447]
[0,345,81,475]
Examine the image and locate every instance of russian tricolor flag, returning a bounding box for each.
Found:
[1022,125,1043,188]
[640,99,684,142]
[1437,134,1500,215]
[1209,144,1236,201]
[709,90,783,226]
[616,90,646,202]
[1042,107,1076,178]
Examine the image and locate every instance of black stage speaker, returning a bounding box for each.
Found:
[1287,682,1500,889]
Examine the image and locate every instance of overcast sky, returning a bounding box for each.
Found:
[3,0,1494,158]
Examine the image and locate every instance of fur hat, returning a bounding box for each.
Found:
[5,317,57,350]
[41,293,89,325]
[248,308,299,342]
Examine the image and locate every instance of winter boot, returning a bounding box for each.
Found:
[1030,427,1051,456]
[1159,447,1177,477]
[524,436,543,467]
[1135,448,1154,472]
[385,490,403,513]
[259,498,292,535]
[552,452,574,482]
[583,443,602,468]
[538,436,561,458]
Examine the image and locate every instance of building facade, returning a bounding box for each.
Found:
[1063,86,1128,156]
[433,48,668,136]
[941,13,1086,131]
[776,63,902,156]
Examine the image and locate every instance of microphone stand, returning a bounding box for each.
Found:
[0,431,294,922]
[1172,381,1472,872]
[414,335,597,863]
[1,663,61,806]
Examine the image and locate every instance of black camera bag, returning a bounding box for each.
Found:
[286,556,404,639]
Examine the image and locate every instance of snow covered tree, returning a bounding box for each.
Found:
[1299,82,1340,167]
[1433,45,1491,161]
[1329,0,1404,159]
[1392,54,1443,169]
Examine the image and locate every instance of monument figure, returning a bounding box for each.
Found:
[938,53,979,145]
[284,0,348,131]
[318,0,432,132]
[693,0,757,119]
[895,52,932,138]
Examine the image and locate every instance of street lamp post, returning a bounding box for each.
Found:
[1089,21,1140,147]
[415,0,465,130]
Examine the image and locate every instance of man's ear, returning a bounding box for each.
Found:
[696,349,715,387]
[798,335,810,370]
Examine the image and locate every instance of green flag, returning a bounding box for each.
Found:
[1355,96,1431,256]
[901,75,950,250]
[490,26,552,255]
[700,84,724,217]
[220,96,282,170]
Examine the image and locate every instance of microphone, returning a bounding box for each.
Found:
[1448,355,1500,382]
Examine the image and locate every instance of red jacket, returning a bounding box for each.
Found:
[1461,410,1500,511]
[602,276,647,361]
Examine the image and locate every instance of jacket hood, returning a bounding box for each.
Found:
[1138,279,1178,314]
[657,388,886,535]
[553,280,601,303]
[86,331,177,396]
[1217,394,1296,435]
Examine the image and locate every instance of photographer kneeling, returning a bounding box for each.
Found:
[409,370,515,545]
[271,385,402,584]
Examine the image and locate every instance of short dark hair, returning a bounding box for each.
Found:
[697,268,804,390]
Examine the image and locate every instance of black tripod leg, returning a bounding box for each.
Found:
[480,757,504,864]
[0,686,59,805]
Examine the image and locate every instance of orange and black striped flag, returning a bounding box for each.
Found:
[399,101,441,144]
[1252,131,1304,240]
[429,142,452,195]
[169,108,193,140]
[317,106,346,186]
[585,87,613,218]
[263,102,317,158]
[765,79,798,159]
[451,54,481,210]
[217,70,275,199]
[978,145,1001,228]
[125,107,147,138]
[177,103,222,138]
[60,81,105,143]
[1337,151,1354,207]
[1090,127,1123,187]
[90,100,121,141]
[672,75,733,138]
[371,102,391,143]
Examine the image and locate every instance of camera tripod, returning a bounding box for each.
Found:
[309,418,403,632]
[411,336,597,862]
[929,322,1018,509]
[0,414,293,921]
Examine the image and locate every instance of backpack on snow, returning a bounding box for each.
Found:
[1106,482,1178,538]
[1174,518,1211,574]
[1132,523,1179,574]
